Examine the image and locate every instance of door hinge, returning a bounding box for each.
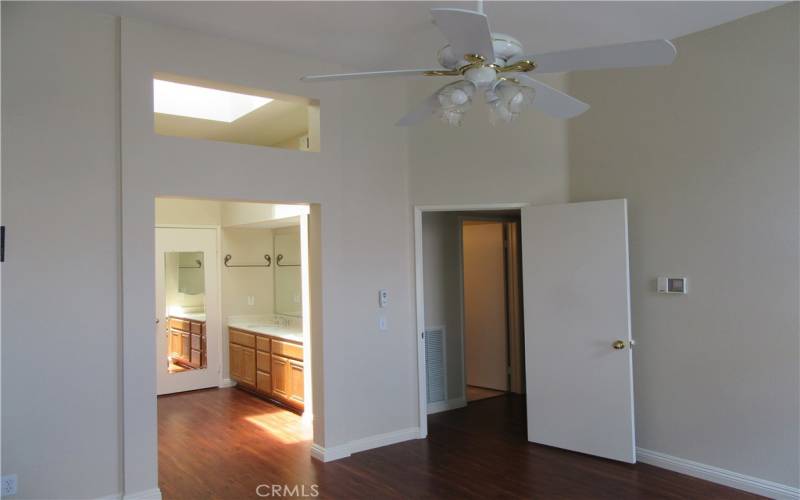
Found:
[421,331,425,339]
[1,226,5,262]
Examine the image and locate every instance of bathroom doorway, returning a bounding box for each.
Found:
[154,196,314,416]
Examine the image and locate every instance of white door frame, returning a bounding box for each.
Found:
[155,224,224,392]
[414,203,529,438]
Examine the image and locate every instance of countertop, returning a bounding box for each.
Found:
[227,320,303,344]
[170,312,206,322]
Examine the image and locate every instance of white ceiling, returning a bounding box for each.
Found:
[87,1,780,72]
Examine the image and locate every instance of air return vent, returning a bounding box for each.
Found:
[425,327,446,404]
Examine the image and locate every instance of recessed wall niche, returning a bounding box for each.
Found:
[153,73,320,152]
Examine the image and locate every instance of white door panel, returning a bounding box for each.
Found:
[521,199,635,463]
[156,227,221,395]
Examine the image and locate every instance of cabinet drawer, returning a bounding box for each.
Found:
[257,350,270,372]
[229,329,255,348]
[272,339,303,361]
[170,317,190,332]
[191,333,201,351]
[190,321,203,334]
[256,336,270,352]
[256,370,271,395]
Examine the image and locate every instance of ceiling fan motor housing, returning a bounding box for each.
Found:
[437,33,524,69]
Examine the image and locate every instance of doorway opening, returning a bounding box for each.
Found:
[462,217,524,403]
[419,208,524,420]
[415,200,636,464]
[154,197,316,492]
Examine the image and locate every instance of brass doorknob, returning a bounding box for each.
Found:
[612,340,626,350]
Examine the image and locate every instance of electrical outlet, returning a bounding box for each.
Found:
[247,296,255,306]
[2,474,17,496]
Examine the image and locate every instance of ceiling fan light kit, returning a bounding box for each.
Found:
[301,3,677,127]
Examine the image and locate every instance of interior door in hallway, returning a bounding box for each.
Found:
[462,221,508,392]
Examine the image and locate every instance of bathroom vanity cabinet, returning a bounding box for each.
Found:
[229,327,304,412]
[168,316,206,369]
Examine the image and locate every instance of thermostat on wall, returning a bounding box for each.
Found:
[657,277,688,294]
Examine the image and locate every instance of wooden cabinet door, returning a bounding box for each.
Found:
[271,355,289,400]
[169,331,181,357]
[288,360,304,407]
[256,371,272,395]
[190,349,201,368]
[230,343,243,381]
[240,346,256,387]
[181,332,190,362]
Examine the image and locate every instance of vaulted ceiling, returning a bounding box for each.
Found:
[89,1,780,72]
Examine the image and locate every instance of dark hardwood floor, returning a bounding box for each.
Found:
[158,388,761,499]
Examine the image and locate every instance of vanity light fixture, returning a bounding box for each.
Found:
[153,79,273,122]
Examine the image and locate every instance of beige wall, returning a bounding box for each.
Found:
[221,228,275,319]
[408,73,570,206]
[568,3,799,487]
[421,212,465,402]
[155,198,221,226]
[119,13,415,496]
[1,4,122,498]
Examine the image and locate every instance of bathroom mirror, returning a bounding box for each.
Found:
[163,251,207,374]
[174,251,205,296]
[274,228,302,317]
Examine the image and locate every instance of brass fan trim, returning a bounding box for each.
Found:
[425,55,536,77]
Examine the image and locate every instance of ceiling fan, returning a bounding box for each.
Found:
[300,2,677,126]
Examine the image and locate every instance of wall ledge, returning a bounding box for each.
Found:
[637,448,799,499]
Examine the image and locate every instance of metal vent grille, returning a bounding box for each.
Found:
[425,328,446,403]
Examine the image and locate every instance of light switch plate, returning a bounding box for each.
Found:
[657,277,688,294]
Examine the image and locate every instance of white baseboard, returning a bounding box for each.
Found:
[427,396,466,415]
[219,378,236,388]
[122,488,162,500]
[637,448,799,499]
[96,488,161,500]
[310,427,420,463]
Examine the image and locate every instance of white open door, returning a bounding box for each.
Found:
[156,227,221,395]
[521,199,635,463]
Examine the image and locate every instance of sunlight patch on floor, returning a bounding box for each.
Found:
[244,409,312,444]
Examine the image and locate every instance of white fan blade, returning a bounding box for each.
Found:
[508,73,589,119]
[511,39,676,74]
[430,8,495,63]
[301,69,442,82]
[396,94,441,127]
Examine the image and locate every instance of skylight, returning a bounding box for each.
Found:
[153,79,273,123]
